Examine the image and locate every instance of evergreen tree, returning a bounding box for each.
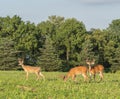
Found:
[0,38,17,70]
[105,19,120,72]
[37,36,62,71]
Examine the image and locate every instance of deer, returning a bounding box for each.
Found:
[86,59,104,82]
[63,66,88,82]
[18,58,45,80]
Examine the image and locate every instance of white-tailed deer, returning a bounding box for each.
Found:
[63,66,88,82]
[18,58,45,80]
[86,59,104,81]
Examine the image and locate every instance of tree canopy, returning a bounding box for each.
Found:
[0,15,120,72]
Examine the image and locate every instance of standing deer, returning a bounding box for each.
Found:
[86,59,104,82]
[63,66,88,82]
[18,58,45,80]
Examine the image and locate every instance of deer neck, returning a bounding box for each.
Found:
[21,64,25,69]
[88,65,91,71]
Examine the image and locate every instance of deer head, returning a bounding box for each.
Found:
[86,59,91,66]
[86,58,95,66]
[18,58,24,65]
[91,59,95,65]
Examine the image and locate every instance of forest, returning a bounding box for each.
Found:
[0,15,120,72]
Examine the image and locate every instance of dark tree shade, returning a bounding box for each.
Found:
[37,36,62,71]
[0,38,18,70]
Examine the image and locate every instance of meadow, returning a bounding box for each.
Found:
[0,71,120,99]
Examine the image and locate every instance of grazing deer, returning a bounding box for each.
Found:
[86,59,104,82]
[63,66,88,82]
[18,58,45,80]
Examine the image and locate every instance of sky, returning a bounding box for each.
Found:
[0,0,120,30]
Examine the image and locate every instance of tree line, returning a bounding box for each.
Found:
[0,15,120,72]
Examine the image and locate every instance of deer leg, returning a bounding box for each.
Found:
[93,74,96,81]
[39,72,45,80]
[99,72,103,81]
[93,74,95,81]
[82,73,88,82]
[35,72,40,80]
[89,72,92,81]
[72,75,76,81]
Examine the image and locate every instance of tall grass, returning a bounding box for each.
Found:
[0,71,120,99]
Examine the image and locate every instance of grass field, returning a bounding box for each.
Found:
[0,71,120,99]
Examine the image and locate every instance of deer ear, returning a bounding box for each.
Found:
[18,58,24,63]
[86,58,90,65]
[91,59,95,65]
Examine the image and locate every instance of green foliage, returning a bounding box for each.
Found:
[0,38,17,70]
[0,15,120,72]
[56,18,86,66]
[37,36,62,71]
[105,19,120,72]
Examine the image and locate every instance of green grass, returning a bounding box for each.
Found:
[0,71,120,99]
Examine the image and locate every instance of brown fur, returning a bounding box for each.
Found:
[18,58,45,80]
[63,66,88,82]
[86,59,104,81]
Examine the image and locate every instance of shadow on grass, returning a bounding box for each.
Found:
[110,80,119,82]
[47,78,58,81]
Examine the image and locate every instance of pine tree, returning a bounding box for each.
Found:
[0,38,17,70]
[37,36,62,71]
[77,39,97,65]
